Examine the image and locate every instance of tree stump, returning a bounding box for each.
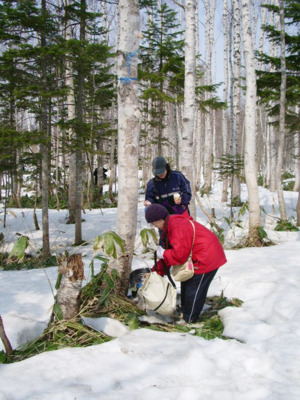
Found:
[56,254,85,320]
[0,315,13,355]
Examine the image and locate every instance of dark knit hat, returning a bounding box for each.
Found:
[152,156,167,175]
[145,204,169,223]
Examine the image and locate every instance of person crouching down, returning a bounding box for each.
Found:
[145,204,227,324]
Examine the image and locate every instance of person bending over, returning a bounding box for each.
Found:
[145,204,227,324]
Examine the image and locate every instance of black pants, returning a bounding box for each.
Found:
[181,269,218,323]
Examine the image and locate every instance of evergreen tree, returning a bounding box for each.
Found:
[214,154,244,218]
[256,0,300,132]
[139,2,185,154]
[0,0,115,248]
[60,0,115,241]
[257,0,299,222]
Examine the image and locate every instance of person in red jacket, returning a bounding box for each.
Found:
[145,204,227,324]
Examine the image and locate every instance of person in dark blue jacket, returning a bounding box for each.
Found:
[144,157,191,216]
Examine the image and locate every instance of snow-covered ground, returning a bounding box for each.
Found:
[0,183,299,400]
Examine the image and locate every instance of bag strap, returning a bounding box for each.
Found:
[161,259,176,288]
[154,251,176,288]
[153,282,172,312]
[154,250,158,272]
[188,220,196,258]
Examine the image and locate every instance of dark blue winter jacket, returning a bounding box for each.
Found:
[145,170,191,215]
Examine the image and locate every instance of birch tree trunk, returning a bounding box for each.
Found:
[73,0,86,244]
[194,2,202,191]
[269,0,280,192]
[221,0,229,202]
[181,0,196,218]
[115,0,141,293]
[231,0,241,203]
[276,0,287,221]
[293,128,300,192]
[203,0,216,193]
[240,0,261,242]
[265,123,271,187]
[297,191,300,226]
[269,122,277,191]
[65,0,77,225]
[41,0,50,257]
[95,0,110,197]
[257,1,268,186]
[295,129,300,226]
[108,102,117,200]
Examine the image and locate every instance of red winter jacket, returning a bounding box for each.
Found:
[154,215,227,276]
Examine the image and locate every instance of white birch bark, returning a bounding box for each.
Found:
[210,0,216,187]
[221,0,230,202]
[293,121,300,192]
[171,102,180,168]
[240,0,261,238]
[94,0,110,196]
[257,0,268,185]
[65,0,77,224]
[115,0,141,292]
[258,0,268,70]
[269,0,280,191]
[54,0,64,208]
[297,191,300,226]
[41,0,50,257]
[269,123,277,191]
[181,0,196,218]
[267,0,278,190]
[203,0,216,193]
[231,0,241,202]
[73,0,87,244]
[276,0,287,220]
[294,109,300,226]
[212,45,216,177]
[194,1,202,191]
[265,123,271,187]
